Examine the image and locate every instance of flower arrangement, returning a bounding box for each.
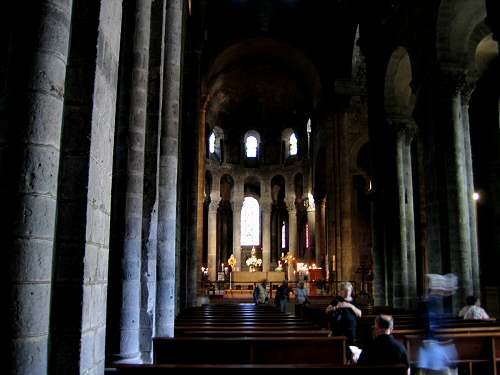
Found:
[228,254,237,269]
[245,247,262,272]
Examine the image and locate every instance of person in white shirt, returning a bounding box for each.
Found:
[458,295,493,320]
[295,281,310,304]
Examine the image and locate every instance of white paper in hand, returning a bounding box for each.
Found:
[349,345,362,363]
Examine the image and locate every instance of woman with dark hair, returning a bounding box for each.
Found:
[458,296,493,320]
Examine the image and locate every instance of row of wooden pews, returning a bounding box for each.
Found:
[297,301,500,374]
[113,302,408,373]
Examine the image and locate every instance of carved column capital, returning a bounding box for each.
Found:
[461,80,476,106]
[231,199,243,212]
[388,118,418,144]
[286,198,296,212]
[440,68,467,97]
[260,198,273,212]
[314,197,326,209]
[208,199,220,212]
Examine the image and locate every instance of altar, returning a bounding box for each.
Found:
[232,271,285,284]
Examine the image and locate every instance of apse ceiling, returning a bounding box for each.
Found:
[193,0,360,132]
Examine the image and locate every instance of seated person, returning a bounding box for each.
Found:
[458,295,493,320]
[325,282,362,345]
[253,279,269,304]
[357,315,410,375]
[295,281,310,304]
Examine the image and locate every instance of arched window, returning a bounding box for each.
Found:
[289,133,297,156]
[208,127,224,161]
[245,136,258,158]
[208,132,215,154]
[241,197,260,246]
[305,223,309,248]
[281,221,286,249]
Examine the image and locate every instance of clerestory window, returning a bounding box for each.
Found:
[245,135,258,158]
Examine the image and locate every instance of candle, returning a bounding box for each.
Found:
[221,263,224,272]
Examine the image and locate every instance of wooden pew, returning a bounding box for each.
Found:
[114,363,409,374]
[153,336,347,365]
[175,329,329,337]
[404,332,500,374]
[174,325,318,334]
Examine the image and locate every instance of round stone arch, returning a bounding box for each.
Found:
[436,0,487,70]
[469,22,498,79]
[350,136,370,178]
[219,174,235,202]
[384,46,416,120]
[243,175,262,199]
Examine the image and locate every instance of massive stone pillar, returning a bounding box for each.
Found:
[7,2,73,374]
[403,124,418,307]
[288,198,297,280]
[306,200,316,264]
[232,198,243,271]
[194,104,207,301]
[156,0,183,338]
[461,85,480,297]
[262,199,272,272]
[441,70,474,311]
[314,198,326,272]
[119,0,152,361]
[207,197,219,281]
[390,119,417,308]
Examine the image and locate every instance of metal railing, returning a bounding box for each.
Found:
[200,279,362,299]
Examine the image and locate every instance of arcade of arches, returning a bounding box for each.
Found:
[2,0,500,373]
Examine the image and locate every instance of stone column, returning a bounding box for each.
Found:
[207,197,219,281]
[306,199,316,263]
[442,70,474,310]
[391,120,410,308]
[261,199,272,272]
[156,0,183,338]
[288,198,297,281]
[389,119,418,308]
[119,0,152,361]
[232,198,243,271]
[314,198,326,270]
[461,84,480,297]
[7,2,73,375]
[403,123,418,307]
[191,104,206,300]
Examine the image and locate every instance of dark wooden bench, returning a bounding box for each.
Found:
[153,336,347,365]
[175,329,329,337]
[174,325,319,333]
[114,363,409,374]
[404,332,500,374]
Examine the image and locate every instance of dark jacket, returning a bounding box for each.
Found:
[357,334,410,367]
